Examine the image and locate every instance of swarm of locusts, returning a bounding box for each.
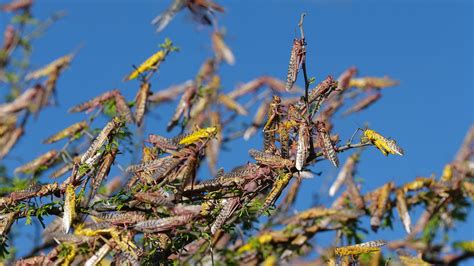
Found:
[1,2,473,266]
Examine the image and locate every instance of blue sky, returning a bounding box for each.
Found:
[1,0,473,262]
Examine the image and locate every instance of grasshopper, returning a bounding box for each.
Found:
[134,82,151,126]
[316,121,339,167]
[295,121,310,171]
[26,52,74,81]
[44,121,88,144]
[262,95,282,153]
[81,117,122,163]
[249,149,294,169]
[133,214,194,233]
[84,242,111,266]
[14,150,58,174]
[124,40,176,81]
[63,184,76,233]
[114,92,134,123]
[244,100,269,140]
[343,92,381,116]
[212,30,235,65]
[90,148,117,198]
[395,189,412,234]
[349,76,398,90]
[9,183,42,201]
[370,182,393,231]
[329,153,359,196]
[258,173,292,215]
[362,128,404,156]
[334,240,386,256]
[211,197,240,234]
[68,90,118,113]
[285,38,306,91]
[92,211,146,226]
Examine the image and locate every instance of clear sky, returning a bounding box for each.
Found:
[1,0,473,262]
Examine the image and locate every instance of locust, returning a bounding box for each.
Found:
[249,149,294,168]
[337,67,358,91]
[1,0,33,12]
[149,81,190,103]
[9,183,58,202]
[127,146,158,187]
[344,171,365,210]
[85,243,111,266]
[218,94,247,115]
[284,207,338,224]
[363,128,404,156]
[90,148,117,199]
[349,76,398,90]
[124,39,176,81]
[43,121,88,144]
[441,164,453,182]
[278,122,291,159]
[306,75,338,105]
[212,30,235,65]
[343,92,382,116]
[2,25,15,51]
[114,92,134,123]
[211,197,239,234]
[329,153,359,196]
[177,126,218,146]
[0,85,44,116]
[279,178,301,211]
[395,189,412,234]
[68,90,118,113]
[196,58,216,85]
[126,156,180,174]
[279,104,303,158]
[244,100,269,140]
[334,240,386,256]
[206,112,222,174]
[134,190,175,207]
[186,174,246,193]
[81,117,122,163]
[262,95,282,152]
[63,184,76,233]
[397,251,431,266]
[9,184,42,201]
[258,173,292,215]
[151,0,224,33]
[133,214,194,233]
[134,82,151,126]
[14,150,58,174]
[295,122,310,171]
[167,84,196,131]
[92,211,146,226]
[26,52,74,81]
[50,232,91,244]
[0,126,22,160]
[186,164,258,192]
[402,177,433,192]
[370,182,393,231]
[228,77,265,99]
[147,134,179,151]
[0,212,16,236]
[316,121,339,167]
[285,38,306,91]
